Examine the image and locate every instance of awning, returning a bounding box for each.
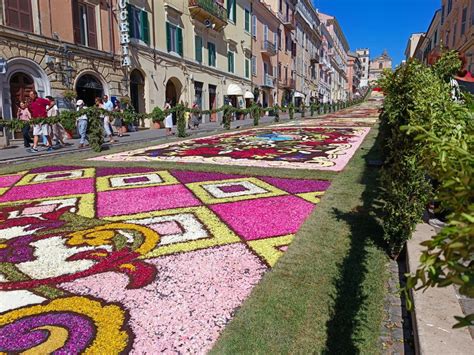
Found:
[227,84,243,96]
[244,91,254,99]
[293,92,305,98]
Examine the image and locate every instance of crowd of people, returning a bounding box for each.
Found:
[17,92,124,152]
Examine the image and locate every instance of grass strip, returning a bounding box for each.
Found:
[211,126,389,354]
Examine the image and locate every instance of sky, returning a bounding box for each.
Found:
[314,0,441,65]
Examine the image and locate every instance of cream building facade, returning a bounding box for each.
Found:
[126,0,252,125]
[356,48,370,88]
[368,50,392,84]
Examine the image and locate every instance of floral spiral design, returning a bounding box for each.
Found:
[0,297,129,353]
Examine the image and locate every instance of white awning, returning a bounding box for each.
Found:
[244,91,254,99]
[294,92,305,98]
[227,84,244,96]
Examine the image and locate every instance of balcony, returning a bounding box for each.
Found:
[262,74,274,88]
[310,52,320,63]
[280,77,295,89]
[278,13,296,31]
[261,40,277,56]
[189,0,227,31]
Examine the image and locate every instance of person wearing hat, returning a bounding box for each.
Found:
[75,100,88,148]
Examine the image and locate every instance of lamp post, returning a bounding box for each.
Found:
[0,57,10,147]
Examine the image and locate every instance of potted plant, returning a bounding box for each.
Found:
[151,106,165,129]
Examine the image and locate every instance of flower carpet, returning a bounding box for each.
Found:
[90,126,370,171]
[0,165,330,353]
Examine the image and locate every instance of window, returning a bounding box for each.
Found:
[208,42,216,67]
[244,9,250,32]
[278,63,282,79]
[274,32,278,49]
[166,22,183,56]
[441,5,445,24]
[434,30,438,45]
[73,1,97,48]
[251,15,257,37]
[379,62,383,69]
[448,0,452,14]
[471,0,474,26]
[5,0,33,32]
[278,29,282,50]
[461,7,467,35]
[251,56,257,76]
[227,0,236,23]
[279,0,282,13]
[264,25,268,42]
[245,58,250,78]
[128,5,150,44]
[227,51,234,73]
[195,35,203,63]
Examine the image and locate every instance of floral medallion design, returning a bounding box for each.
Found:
[90,127,370,171]
[0,166,330,352]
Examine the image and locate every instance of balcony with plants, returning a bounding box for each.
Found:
[189,0,228,31]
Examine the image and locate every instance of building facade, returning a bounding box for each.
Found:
[319,12,349,102]
[368,50,392,84]
[405,32,425,60]
[346,51,362,99]
[294,0,321,105]
[416,9,442,65]
[439,0,474,73]
[0,0,125,125]
[355,48,370,88]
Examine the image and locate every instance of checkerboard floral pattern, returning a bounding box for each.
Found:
[0,166,330,353]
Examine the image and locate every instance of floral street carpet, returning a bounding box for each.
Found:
[0,165,330,353]
[90,127,370,171]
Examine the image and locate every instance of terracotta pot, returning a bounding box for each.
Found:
[65,129,74,139]
[153,121,164,129]
[121,125,128,133]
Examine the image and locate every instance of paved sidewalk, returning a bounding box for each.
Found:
[0,113,306,164]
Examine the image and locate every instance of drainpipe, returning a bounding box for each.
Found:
[108,0,116,68]
[48,0,53,35]
[152,0,156,69]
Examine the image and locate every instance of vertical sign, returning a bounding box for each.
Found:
[118,0,131,67]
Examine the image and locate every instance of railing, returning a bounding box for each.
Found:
[280,78,295,88]
[261,40,276,55]
[264,74,274,88]
[310,52,320,63]
[189,0,227,22]
[278,12,296,28]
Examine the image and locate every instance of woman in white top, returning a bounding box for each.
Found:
[47,96,67,146]
[164,99,173,135]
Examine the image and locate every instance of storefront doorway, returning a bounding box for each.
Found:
[165,78,182,125]
[130,70,145,113]
[75,74,103,107]
[209,84,217,122]
[9,72,35,118]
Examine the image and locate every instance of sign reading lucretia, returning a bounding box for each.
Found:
[118,0,131,67]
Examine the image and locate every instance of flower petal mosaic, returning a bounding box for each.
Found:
[0,166,330,353]
[90,126,370,171]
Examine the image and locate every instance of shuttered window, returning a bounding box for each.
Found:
[227,0,236,23]
[245,58,250,78]
[251,15,257,37]
[72,0,97,49]
[227,51,234,73]
[244,9,250,32]
[166,22,183,56]
[195,36,203,63]
[128,5,150,45]
[5,0,33,32]
[208,42,216,67]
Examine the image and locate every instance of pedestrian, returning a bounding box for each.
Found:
[95,97,115,143]
[112,100,124,137]
[164,99,173,136]
[103,94,115,135]
[191,102,200,129]
[17,101,33,148]
[76,100,88,148]
[47,96,67,146]
[28,90,53,152]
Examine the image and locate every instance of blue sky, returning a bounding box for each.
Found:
[314,0,441,65]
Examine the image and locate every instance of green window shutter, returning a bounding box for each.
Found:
[127,4,134,38]
[245,59,249,78]
[195,36,202,63]
[233,0,236,23]
[141,10,150,44]
[166,22,171,52]
[208,43,215,66]
[228,52,231,72]
[245,9,250,32]
[177,27,183,56]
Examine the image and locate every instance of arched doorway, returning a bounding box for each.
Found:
[76,74,103,107]
[130,70,145,113]
[165,78,182,125]
[9,72,35,118]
